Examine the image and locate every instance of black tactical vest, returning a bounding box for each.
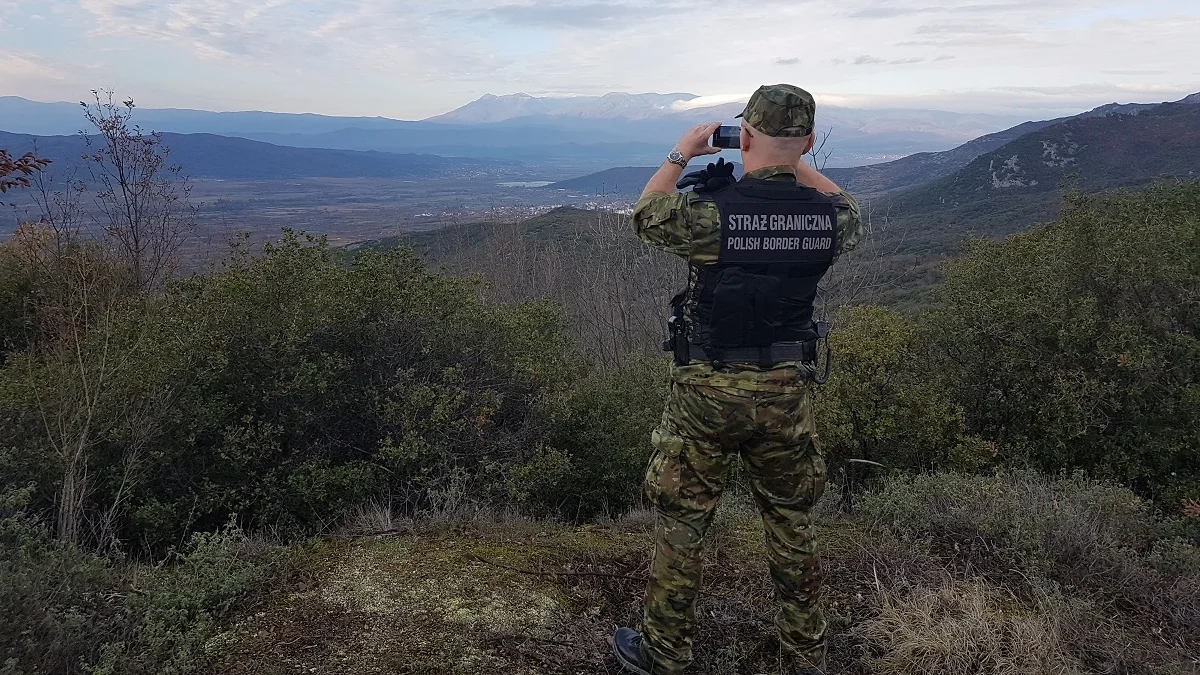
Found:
[688,177,837,350]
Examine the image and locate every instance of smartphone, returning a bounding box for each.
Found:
[711,125,741,150]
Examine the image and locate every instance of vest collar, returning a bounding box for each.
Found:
[745,165,799,181]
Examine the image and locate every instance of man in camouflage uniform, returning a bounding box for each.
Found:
[611,85,863,675]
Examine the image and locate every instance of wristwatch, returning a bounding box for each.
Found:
[666,150,688,168]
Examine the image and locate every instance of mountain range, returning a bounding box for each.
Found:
[2,91,1197,202]
[0,93,1031,169]
[0,131,495,181]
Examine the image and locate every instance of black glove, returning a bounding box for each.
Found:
[676,157,737,194]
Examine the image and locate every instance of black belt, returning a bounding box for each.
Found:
[688,340,817,367]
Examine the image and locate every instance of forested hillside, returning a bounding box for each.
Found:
[894,101,1200,215]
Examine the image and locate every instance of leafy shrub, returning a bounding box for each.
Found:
[509,355,667,521]
[86,519,281,675]
[926,182,1200,504]
[859,472,1155,568]
[0,233,576,551]
[1,490,280,675]
[818,306,989,474]
[1,488,120,675]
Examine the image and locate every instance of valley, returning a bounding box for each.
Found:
[3,90,1198,295]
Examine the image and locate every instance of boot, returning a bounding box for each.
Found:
[611,627,657,675]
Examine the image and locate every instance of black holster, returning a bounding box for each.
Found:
[813,320,832,384]
[662,293,690,366]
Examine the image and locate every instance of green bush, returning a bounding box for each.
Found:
[86,519,282,675]
[0,232,576,551]
[815,306,993,506]
[1,488,120,675]
[1,490,280,675]
[926,182,1200,504]
[509,355,667,521]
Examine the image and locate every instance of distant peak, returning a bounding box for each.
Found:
[1182,92,1200,104]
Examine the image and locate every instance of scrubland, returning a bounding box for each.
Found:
[2,183,1198,673]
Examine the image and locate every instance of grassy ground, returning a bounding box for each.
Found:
[207,476,1200,675]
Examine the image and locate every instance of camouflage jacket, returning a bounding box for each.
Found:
[632,165,864,392]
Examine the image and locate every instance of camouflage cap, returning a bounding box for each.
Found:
[737,84,816,137]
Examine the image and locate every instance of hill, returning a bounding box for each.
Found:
[892,99,1200,221]
[536,93,1200,199]
[545,167,657,195]
[544,163,744,196]
[0,96,416,137]
[823,119,1061,196]
[349,206,601,260]
[426,92,699,123]
[851,101,1200,308]
[0,131,494,180]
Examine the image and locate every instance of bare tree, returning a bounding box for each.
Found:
[818,198,910,318]
[29,154,87,255]
[445,202,680,369]
[5,225,130,546]
[805,127,833,171]
[81,90,196,291]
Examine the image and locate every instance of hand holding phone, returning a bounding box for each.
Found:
[711,125,741,150]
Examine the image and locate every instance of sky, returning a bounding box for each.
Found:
[0,0,1196,119]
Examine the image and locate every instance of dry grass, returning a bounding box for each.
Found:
[336,483,532,539]
[211,473,1200,675]
[857,581,1083,675]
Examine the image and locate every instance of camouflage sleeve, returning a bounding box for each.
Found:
[829,190,864,258]
[631,192,693,257]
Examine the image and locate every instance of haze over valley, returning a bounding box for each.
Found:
[3,91,1197,262]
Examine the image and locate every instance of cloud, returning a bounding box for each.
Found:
[2,54,68,81]
[914,22,1019,35]
[846,5,931,18]
[14,0,1200,120]
[846,1,1056,19]
[486,3,643,27]
[1103,68,1169,76]
[672,93,750,111]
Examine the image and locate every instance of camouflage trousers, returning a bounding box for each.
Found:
[640,380,827,673]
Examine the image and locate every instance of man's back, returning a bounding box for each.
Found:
[611,84,862,675]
